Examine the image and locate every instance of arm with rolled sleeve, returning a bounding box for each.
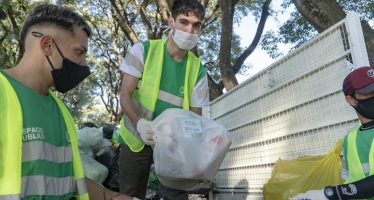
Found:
[119,43,144,125]
[119,43,155,144]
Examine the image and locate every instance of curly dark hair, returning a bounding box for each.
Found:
[171,0,205,20]
[20,3,92,45]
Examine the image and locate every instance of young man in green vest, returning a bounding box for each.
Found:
[0,3,134,200]
[118,0,209,199]
[293,66,374,199]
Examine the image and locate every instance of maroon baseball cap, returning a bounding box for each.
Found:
[343,66,374,96]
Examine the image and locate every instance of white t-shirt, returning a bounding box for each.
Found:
[120,42,209,107]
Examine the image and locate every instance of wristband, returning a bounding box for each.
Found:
[324,185,340,200]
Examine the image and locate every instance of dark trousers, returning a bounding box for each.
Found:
[118,144,188,200]
[158,184,188,200]
[119,144,153,199]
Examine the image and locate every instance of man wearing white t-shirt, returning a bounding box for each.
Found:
[117,0,208,199]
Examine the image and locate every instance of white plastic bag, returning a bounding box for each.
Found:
[78,127,103,148]
[78,127,112,155]
[78,127,111,184]
[80,153,109,184]
[152,108,231,191]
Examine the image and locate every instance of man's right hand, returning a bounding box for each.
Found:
[136,118,155,145]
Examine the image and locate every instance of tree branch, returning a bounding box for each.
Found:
[201,0,209,8]
[157,0,170,23]
[0,23,9,45]
[6,6,22,62]
[109,0,139,44]
[140,1,155,39]
[232,0,272,74]
[204,3,219,23]
[203,16,218,29]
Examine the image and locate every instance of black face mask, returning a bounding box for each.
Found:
[354,96,374,119]
[46,42,90,93]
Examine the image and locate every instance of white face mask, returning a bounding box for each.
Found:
[171,29,200,50]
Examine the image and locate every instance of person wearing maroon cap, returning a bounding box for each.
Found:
[292,66,374,200]
[341,66,374,188]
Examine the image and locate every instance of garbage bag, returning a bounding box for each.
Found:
[78,127,102,157]
[152,108,231,191]
[263,140,344,200]
[78,127,103,147]
[78,127,111,184]
[95,146,115,169]
[80,153,108,184]
[103,124,117,140]
[78,127,112,155]
[101,148,120,192]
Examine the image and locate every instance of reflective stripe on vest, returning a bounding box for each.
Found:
[0,72,88,200]
[345,127,374,183]
[0,195,19,200]
[158,90,183,107]
[137,80,184,107]
[22,141,73,163]
[119,39,201,152]
[21,176,75,196]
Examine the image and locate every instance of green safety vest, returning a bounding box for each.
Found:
[0,72,89,200]
[345,127,374,184]
[119,39,201,152]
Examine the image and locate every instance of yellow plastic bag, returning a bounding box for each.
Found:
[263,140,344,200]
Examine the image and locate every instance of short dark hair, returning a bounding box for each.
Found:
[171,0,205,21]
[20,3,92,45]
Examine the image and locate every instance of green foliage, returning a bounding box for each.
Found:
[260,4,315,58]
[260,31,282,59]
[0,0,259,120]
[57,0,128,124]
[339,0,374,21]
[57,75,99,126]
[236,0,274,21]
[0,1,33,68]
[261,10,317,59]
[261,0,373,59]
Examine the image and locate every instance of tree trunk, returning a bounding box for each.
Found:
[294,0,345,32]
[208,75,224,101]
[208,0,272,100]
[294,0,374,66]
[218,0,238,91]
[362,22,374,66]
